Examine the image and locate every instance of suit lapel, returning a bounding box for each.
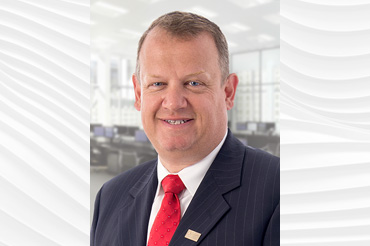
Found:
[118,162,158,246]
[170,131,246,245]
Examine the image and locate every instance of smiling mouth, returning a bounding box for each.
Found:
[164,119,192,125]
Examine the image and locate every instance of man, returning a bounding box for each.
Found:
[91,11,279,246]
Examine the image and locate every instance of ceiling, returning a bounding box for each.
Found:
[91,0,279,60]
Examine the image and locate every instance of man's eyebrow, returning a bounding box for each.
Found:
[147,71,206,79]
[148,74,162,78]
[186,71,206,77]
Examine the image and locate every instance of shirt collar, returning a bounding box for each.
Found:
[156,130,228,197]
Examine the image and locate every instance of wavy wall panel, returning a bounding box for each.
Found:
[0,0,90,245]
[281,0,370,245]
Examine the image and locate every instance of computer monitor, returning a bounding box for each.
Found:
[115,125,128,135]
[247,122,257,132]
[257,123,266,132]
[127,126,139,136]
[265,123,275,132]
[104,127,116,138]
[93,126,104,137]
[236,122,247,131]
[91,124,102,132]
[135,130,149,142]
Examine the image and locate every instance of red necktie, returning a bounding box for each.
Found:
[148,175,185,246]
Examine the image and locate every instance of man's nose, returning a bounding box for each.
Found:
[162,85,187,111]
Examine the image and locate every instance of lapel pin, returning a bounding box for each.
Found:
[185,229,201,242]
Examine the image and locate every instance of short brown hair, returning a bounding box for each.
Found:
[135,11,229,81]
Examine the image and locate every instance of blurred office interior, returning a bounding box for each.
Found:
[90,0,279,220]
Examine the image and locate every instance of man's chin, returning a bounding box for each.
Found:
[158,139,193,152]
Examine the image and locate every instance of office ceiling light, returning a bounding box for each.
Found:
[137,0,165,3]
[186,6,218,18]
[92,1,128,17]
[264,13,280,25]
[257,34,275,42]
[92,37,117,49]
[223,22,251,34]
[229,0,273,8]
[255,0,274,4]
[119,28,143,38]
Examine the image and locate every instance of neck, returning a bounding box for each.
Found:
[159,155,202,173]
[157,129,228,173]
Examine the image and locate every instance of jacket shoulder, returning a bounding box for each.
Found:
[245,145,280,170]
[242,145,280,201]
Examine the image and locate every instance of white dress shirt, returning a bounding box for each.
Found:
[146,130,228,242]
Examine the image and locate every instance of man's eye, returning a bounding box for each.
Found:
[152,82,164,86]
[188,81,200,86]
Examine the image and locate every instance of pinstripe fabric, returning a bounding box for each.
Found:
[91,162,158,246]
[91,130,280,246]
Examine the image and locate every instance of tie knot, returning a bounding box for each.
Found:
[161,175,185,194]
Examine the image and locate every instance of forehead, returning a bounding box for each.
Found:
[144,28,213,50]
[143,27,212,47]
[139,28,220,73]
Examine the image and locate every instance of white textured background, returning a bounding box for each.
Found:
[0,0,90,245]
[281,0,370,245]
[1,0,370,245]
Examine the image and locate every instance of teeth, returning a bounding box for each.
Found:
[165,120,188,125]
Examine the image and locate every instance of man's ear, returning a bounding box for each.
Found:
[132,74,141,111]
[224,73,239,110]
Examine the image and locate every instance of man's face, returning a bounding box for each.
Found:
[133,28,238,164]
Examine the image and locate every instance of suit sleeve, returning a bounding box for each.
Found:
[90,186,103,246]
[263,202,280,246]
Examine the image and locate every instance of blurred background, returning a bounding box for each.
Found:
[90,0,279,221]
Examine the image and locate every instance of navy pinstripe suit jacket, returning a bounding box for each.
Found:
[91,130,280,246]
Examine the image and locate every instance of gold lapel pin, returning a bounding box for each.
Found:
[185,229,201,242]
